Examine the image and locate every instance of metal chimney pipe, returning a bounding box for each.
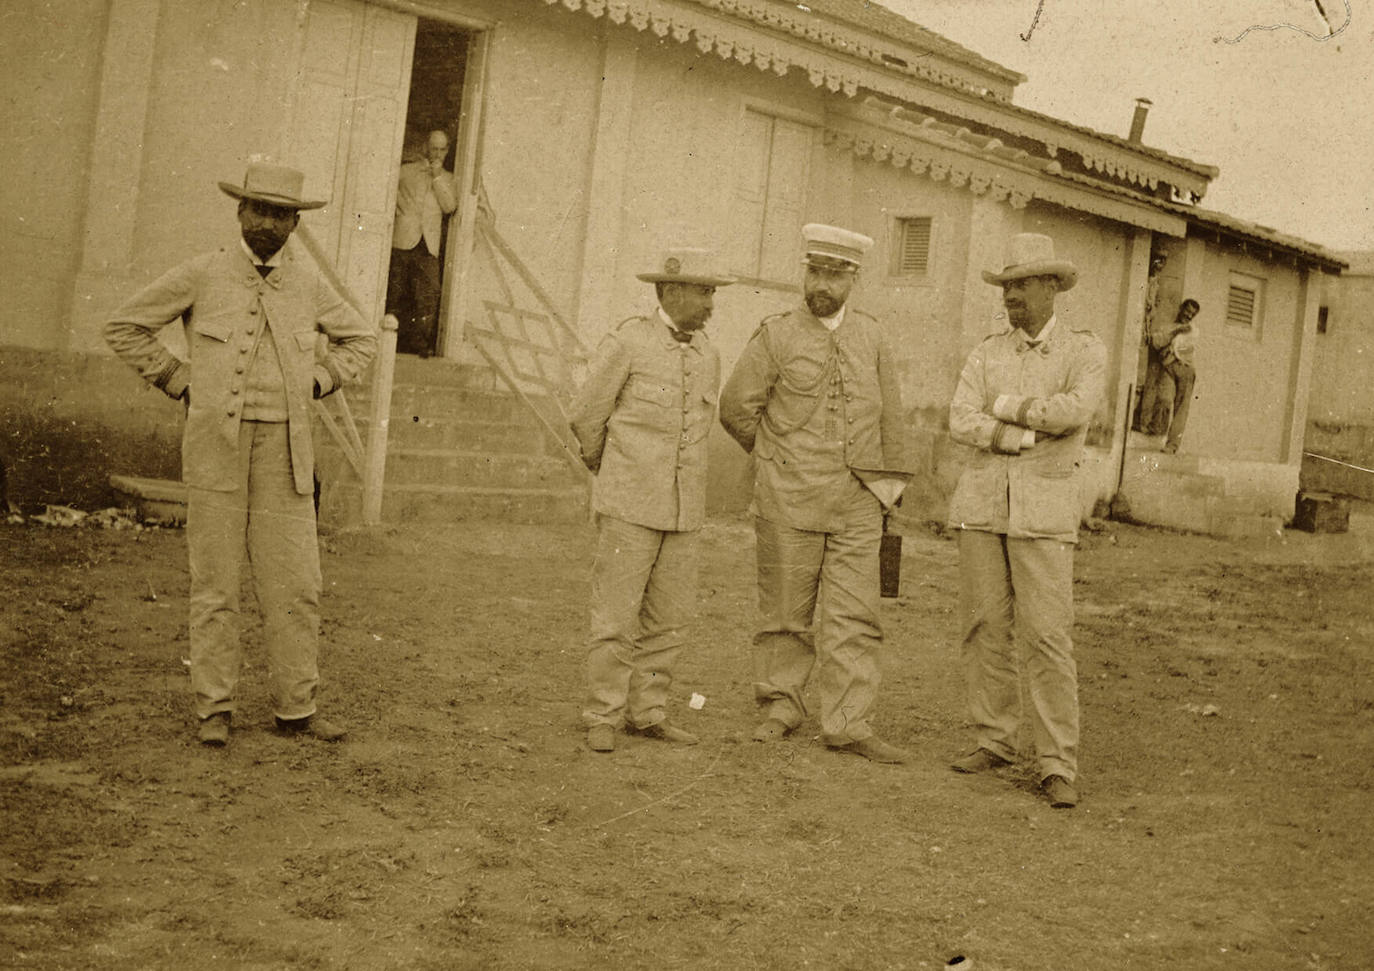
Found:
[1128,98,1152,143]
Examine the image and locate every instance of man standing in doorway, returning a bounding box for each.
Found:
[719,224,915,763]
[570,248,734,753]
[946,233,1106,808]
[1149,298,1199,454]
[105,162,378,746]
[388,129,458,357]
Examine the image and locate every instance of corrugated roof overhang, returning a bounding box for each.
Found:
[1171,205,1347,273]
[836,100,1186,236]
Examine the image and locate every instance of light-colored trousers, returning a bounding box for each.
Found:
[583,515,699,730]
[187,421,322,721]
[957,529,1078,782]
[752,482,883,746]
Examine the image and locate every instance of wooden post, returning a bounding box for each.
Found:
[362,314,400,525]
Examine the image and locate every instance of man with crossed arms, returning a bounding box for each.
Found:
[947,232,1106,808]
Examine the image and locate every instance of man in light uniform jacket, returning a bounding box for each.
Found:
[719,224,915,763]
[947,233,1106,808]
[569,248,734,753]
[104,162,378,746]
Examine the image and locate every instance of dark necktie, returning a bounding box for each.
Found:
[671,329,692,344]
[255,265,272,279]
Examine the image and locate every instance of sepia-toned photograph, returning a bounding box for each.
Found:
[2,1,1371,967]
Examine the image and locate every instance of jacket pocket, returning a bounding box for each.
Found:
[779,357,825,393]
[625,378,675,407]
[948,461,1002,529]
[620,379,677,432]
[1014,471,1080,537]
[195,317,233,343]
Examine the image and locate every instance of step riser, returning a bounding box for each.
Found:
[1122,490,1213,534]
[383,489,588,525]
[319,371,584,524]
[321,485,590,526]
[385,452,584,489]
[383,387,561,424]
[344,418,556,455]
[388,359,502,391]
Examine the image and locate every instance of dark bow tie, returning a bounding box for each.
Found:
[255,264,273,279]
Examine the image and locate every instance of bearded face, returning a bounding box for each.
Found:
[803,264,857,318]
[238,199,299,262]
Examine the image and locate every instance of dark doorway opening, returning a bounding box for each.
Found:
[386,19,471,358]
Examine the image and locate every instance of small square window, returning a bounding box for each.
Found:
[890,217,932,276]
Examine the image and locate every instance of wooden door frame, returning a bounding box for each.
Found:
[372,1,493,360]
[438,28,490,359]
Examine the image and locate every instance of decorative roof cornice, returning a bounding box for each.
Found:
[859,87,1217,197]
[835,99,1187,237]
[540,0,1019,100]
[542,0,1218,200]
[701,0,1024,88]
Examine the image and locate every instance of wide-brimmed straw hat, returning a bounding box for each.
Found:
[637,248,736,287]
[218,162,327,210]
[982,233,1078,291]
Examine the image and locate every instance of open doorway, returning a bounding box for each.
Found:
[386,19,472,358]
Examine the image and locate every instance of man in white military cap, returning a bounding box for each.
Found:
[946,232,1106,808]
[104,162,378,746]
[719,224,915,763]
[569,247,735,752]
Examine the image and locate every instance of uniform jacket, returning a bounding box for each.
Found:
[947,320,1107,542]
[719,304,915,532]
[569,315,721,532]
[391,160,458,256]
[104,240,378,496]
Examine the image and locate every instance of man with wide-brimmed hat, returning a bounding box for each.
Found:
[946,232,1106,808]
[105,161,377,747]
[719,224,915,763]
[569,247,734,752]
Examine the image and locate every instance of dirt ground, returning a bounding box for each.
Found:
[2,506,1373,971]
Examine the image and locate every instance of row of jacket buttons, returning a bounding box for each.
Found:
[228,297,265,416]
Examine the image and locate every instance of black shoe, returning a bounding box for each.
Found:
[275,715,347,741]
[198,712,230,747]
[1042,775,1079,808]
[751,718,791,742]
[587,725,615,752]
[829,736,909,763]
[950,748,1011,773]
[628,721,698,745]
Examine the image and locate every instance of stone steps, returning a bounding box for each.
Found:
[382,448,583,489]
[1117,448,1285,539]
[322,482,589,526]
[317,360,588,526]
[365,415,553,454]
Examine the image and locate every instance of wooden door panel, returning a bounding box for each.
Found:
[289,0,414,322]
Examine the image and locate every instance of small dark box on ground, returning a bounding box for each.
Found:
[1292,491,1349,533]
[880,532,902,598]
